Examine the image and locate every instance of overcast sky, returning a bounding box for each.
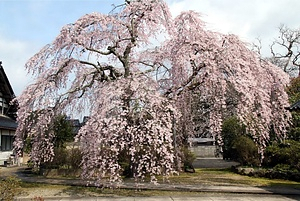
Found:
[1,0,299,96]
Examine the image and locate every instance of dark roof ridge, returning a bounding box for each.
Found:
[286,100,300,111]
[0,61,15,99]
[0,114,17,130]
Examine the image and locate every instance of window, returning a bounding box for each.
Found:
[1,135,13,151]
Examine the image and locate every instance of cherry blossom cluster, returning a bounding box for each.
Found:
[76,76,177,185]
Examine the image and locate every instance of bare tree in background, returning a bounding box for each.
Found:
[270,24,300,77]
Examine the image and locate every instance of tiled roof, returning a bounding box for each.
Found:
[286,100,300,111]
[69,119,81,127]
[0,114,17,130]
[0,61,18,120]
[0,62,15,100]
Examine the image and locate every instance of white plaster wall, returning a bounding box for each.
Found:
[0,150,13,165]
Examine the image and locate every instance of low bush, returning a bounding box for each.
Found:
[47,147,68,169]
[182,146,196,173]
[67,148,83,170]
[0,176,22,201]
[263,140,300,171]
[221,116,246,160]
[233,140,300,182]
[232,136,260,167]
[232,165,300,182]
[40,147,83,177]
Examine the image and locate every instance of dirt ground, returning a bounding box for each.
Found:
[0,165,20,177]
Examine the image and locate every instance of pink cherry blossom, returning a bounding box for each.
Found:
[14,0,290,185]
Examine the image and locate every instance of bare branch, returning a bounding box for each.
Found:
[270,24,300,76]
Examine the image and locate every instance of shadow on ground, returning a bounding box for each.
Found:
[193,158,239,169]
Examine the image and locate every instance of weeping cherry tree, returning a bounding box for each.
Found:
[14,0,290,185]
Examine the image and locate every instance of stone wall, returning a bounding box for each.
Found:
[190,145,221,158]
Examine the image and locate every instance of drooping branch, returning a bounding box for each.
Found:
[15,0,291,186]
[164,62,207,97]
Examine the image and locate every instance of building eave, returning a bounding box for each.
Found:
[0,115,17,130]
[286,100,300,111]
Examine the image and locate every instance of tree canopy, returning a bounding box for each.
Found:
[14,0,290,185]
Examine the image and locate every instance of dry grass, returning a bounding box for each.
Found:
[17,168,300,198]
[167,168,300,188]
[19,182,207,198]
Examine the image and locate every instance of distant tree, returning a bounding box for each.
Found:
[287,77,300,103]
[52,114,73,148]
[19,111,73,167]
[270,24,300,77]
[221,117,260,166]
[221,116,246,160]
[286,77,300,141]
[14,0,290,185]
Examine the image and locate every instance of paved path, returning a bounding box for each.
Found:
[2,165,300,201]
[4,166,299,195]
[14,194,300,201]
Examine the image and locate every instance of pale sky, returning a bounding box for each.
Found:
[1,0,299,96]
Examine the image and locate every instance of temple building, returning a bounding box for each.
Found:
[0,61,18,165]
